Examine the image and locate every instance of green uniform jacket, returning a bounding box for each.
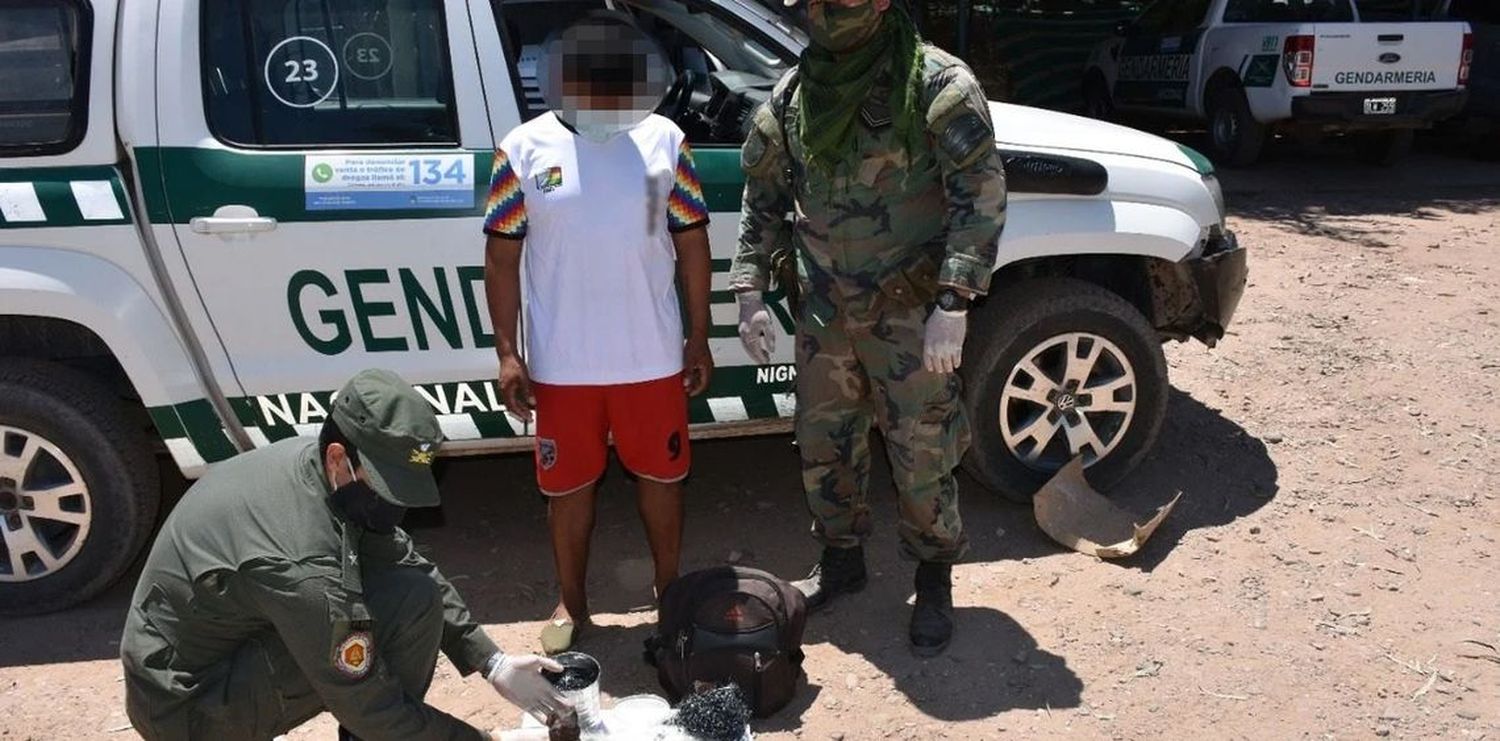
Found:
[730,44,1007,318]
[120,439,497,740]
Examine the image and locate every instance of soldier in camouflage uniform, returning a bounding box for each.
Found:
[729,0,1005,656]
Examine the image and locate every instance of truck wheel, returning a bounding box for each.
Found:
[0,360,159,615]
[959,278,1169,502]
[1354,129,1415,166]
[1082,73,1115,121]
[1206,88,1266,167]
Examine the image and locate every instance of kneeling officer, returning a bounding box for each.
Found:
[122,369,566,740]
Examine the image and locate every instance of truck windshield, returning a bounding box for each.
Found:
[0,1,86,155]
[627,0,792,78]
[1223,0,1355,23]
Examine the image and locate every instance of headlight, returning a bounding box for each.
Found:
[1203,173,1227,224]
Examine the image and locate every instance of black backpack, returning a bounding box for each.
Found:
[648,566,807,718]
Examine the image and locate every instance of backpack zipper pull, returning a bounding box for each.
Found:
[677,632,688,659]
[754,651,763,671]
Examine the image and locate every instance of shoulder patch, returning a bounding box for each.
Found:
[939,111,993,170]
[742,104,786,179]
[334,630,374,679]
[927,73,994,169]
[743,127,769,171]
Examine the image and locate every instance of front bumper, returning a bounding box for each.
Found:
[1290,89,1469,129]
[1185,228,1247,346]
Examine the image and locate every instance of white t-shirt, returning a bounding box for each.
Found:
[483,113,710,386]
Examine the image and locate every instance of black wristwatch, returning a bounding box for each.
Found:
[936,288,971,312]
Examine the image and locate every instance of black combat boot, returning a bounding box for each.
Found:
[909,562,954,657]
[792,546,868,612]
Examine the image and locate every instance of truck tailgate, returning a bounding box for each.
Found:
[1311,22,1468,91]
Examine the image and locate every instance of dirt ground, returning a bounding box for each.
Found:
[3,143,1499,740]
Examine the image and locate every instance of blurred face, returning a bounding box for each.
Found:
[543,18,672,140]
[561,79,629,112]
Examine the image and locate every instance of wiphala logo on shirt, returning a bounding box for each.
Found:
[535,166,563,193]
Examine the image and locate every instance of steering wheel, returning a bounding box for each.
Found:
[658,70,697,125]
[703,73,748,142]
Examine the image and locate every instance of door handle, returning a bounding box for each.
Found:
[190,215,278,235]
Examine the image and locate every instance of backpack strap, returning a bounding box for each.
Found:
[774,68,800,192]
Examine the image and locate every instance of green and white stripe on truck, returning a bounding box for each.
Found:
[0,166,132,228]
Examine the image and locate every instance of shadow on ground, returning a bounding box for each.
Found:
[1152,130,1500,248]
[956,387,1279,572]
[0,386,1274,689]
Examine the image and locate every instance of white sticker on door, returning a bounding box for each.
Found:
[304,154,476,211]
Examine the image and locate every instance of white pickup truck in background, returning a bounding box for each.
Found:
[1085,0,1472,166]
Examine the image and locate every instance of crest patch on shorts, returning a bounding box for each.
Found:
[334,631,373,679]
[538,438,558,470]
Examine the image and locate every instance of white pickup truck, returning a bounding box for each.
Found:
[0,0,1245,613]
[1084,0,1473,165]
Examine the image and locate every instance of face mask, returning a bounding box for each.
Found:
[563,103,652,143]
[808,1,882,53]
[331,459,406,534]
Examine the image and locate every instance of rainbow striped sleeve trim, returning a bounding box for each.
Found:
[483,149,527,238]
[667,140,710,233]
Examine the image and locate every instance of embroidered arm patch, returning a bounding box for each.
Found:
[938,111,993,171]
[741,104,786,181]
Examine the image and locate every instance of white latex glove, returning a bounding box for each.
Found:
[737,291,776,365]
[486,653,570,721]
[924,309,968,374]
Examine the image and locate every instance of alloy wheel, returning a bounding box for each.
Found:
[997,332,1138,472]
[0,425,92,582]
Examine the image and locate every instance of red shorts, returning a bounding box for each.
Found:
[532,373,691,495]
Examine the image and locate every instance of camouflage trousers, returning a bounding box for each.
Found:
[795,299,971,563]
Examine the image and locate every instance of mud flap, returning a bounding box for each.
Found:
[1032,457,1181,559]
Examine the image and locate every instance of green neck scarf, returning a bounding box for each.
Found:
[799,10,925,172]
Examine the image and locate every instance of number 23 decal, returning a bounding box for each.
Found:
[284,59,319,83]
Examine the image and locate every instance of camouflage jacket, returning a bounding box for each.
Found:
[729,44,1007,320]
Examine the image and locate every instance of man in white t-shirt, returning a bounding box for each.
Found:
[481,14,712,653]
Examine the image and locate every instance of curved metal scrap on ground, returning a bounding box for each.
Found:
[1033,456,1182,559]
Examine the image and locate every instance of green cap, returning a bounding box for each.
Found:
[330,369,444,508]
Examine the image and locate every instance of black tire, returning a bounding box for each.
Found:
[1082,72,1115,122]
[0,359,159,615]
[1354,129,1415,166]
[1206,87,1266,168]
[959,278,1169,502]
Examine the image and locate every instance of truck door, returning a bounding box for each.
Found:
[150,0,521,447]
[479,0,802,429]
[1114,0,1213,111]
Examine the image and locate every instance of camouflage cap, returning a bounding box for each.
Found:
[330,369,443,508]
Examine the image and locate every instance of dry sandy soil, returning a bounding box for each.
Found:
[2,144,1498,740]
